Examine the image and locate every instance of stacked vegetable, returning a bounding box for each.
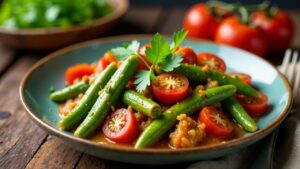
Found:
[50,29,270,149]
[0,0,112,28]
[183,0,294,56]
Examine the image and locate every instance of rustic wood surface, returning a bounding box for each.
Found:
[0,5,299,169]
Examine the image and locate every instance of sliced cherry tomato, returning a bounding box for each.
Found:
[197,52,226,72]
[227,73,252,85]
[199,106,233,137]
[215,16,268,57]
[251,10,294,52]
[183,3,220,40]
[152,73,189,105]
[96,52,117,73]
[236,92,268,117]
[102,108,139,143]
[174,46,197,65]
[65,64,94,84]
[137,43,152,71]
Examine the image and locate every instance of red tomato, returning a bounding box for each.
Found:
[251,10,294,52]
[65,64,94,84]
[152,73,189,105]
[174,46,197,65]
[96,52,117,73]
[183,3,220,40]
[215,16,268,57]
[236,92,269,117]
[137,43,152,71]
[199,106,233,138]
[196,52,227,72]
[102,108,139,143]
[227,73,252,85]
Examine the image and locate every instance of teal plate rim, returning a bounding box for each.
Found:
[19,34,293,155]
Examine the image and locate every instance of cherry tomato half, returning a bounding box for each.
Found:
[197,52,226,72]
[174,46,198,65]
[137,43,152,71]
[215,16,268,57]
[236,92,269,117]
[152,73,189,105]
[65,64,94,84]
[102,108,139,143]
[227,73,252,85]
[183,3,220,40]
[251,10,294,52]
[96,52,117,73]
[199,106,233,138]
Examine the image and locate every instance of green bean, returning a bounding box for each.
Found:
[59,63,117,130]
[122,90,162,118]
[174,64,258,97]
[222,96,258,132]
[50,81,90,101]
[74,54,138,138]
[134,85,237,149]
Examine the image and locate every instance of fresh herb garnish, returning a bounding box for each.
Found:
[111,40,140,61]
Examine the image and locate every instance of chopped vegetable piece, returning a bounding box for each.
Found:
[236,92,269,117]
[65,64,94,84]
[197,52,227,72]
[174,47,197,65]
[227,73,252,85]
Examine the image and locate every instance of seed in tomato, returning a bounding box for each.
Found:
[197,52,226,72]
[236,92,269,117]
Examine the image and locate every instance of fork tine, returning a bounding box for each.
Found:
[293,57,300,97]
[288,51,299,84]
[280,49,292,74]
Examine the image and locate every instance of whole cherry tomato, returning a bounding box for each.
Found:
[251,10,294,52]
[183,3,220,40]
[215,16,268,57]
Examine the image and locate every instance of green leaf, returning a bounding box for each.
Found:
[134,70,152,93]
[111,40,140,61]
[171,29,188,52]
[146,33,171,65]
[159,54,183,72]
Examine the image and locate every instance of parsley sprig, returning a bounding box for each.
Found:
[110,29,187,92]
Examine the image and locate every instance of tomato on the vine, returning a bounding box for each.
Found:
[251,10,294,52]
[152,73,189,105]
[227,73,252,85]
[196,52,226,72]
[215,16,268,57]
[174,46,198,65]
[199,106,233,138]
[65,64,94,84]
[102,108,139,143]
[236,92,269,117]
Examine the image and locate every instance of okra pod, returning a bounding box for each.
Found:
[50,81,90,101]
[74,55,138,138]
[222,96,258,132]
[174,64,258,97]
[59,63,117,130]
[134,85,237,149]
[122,90,162,118]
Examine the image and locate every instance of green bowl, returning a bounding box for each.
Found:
[20,35,292,164]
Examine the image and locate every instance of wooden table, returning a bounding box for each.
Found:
[0,6,299,169]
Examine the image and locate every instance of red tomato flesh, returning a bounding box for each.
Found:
[174,46,198,65]
[102,108,139,143]
[137,43,152,71]
[152,73,189,105]
[65,64,94,84]
[96,52,117,73]
[236,92,269,117]
[199,106,233,138]
[197,52,227,72]
[227,73,252,85]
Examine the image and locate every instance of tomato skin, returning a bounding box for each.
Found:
[251,10,294,52]
[196,52,226,72]
[227,73,252,85]
[236,92,269,117]
[137,43,152,71]
[65,64,94,84]
[174,46,197,65]
[102,108,139,143]
[96,52,117,73]
[152,73,189,105]
[199,106,233,138]
[183,3,220,40]
[215,16,268,57]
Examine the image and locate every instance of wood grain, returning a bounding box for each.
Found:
[0,46,15,76]
[0,56,48,169]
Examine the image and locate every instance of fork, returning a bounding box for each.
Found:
[250,49,300,169]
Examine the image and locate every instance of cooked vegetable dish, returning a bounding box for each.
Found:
[50,29,270,149]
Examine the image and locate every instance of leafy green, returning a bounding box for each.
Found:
[134,70,152,93]
[111,40,140,61]
[171,28,188,52]
[159,54,183,72]
[0,0,112,28]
